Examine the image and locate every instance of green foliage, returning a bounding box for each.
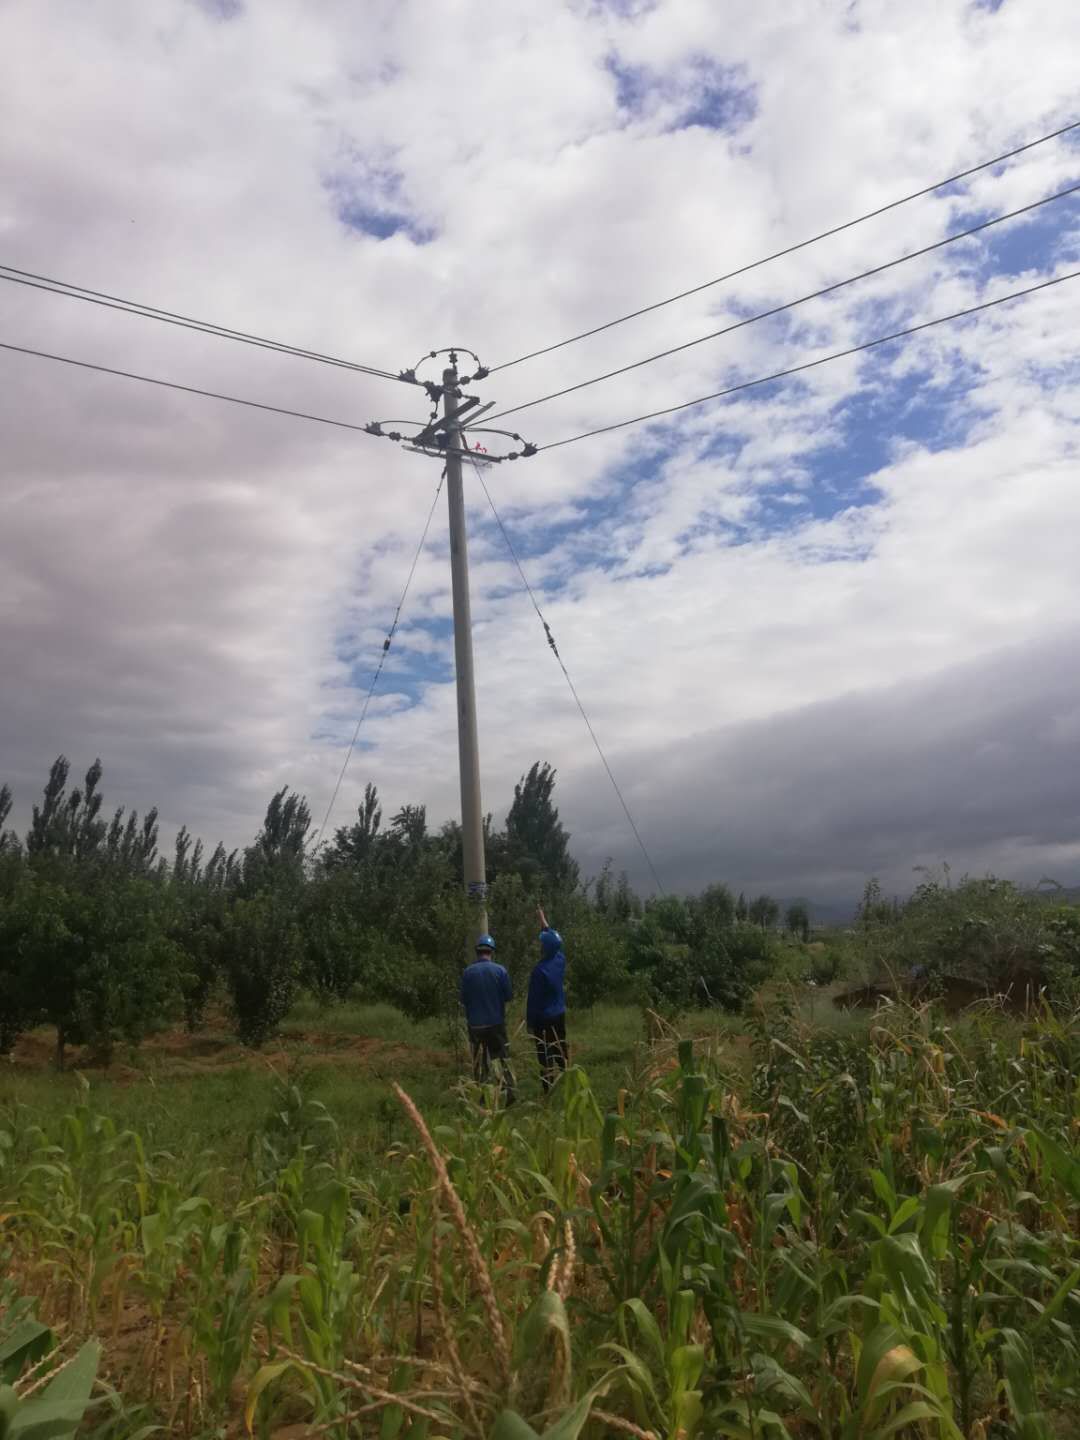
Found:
[221,893,303,1046]
[785,899,811,942]
[0,786,17,857]
[241,786,310,896]
[2,1001,1079,1437]
[0,867,181,1066]
[628,892,776,1012]
[849,872,1080,1000]
[747,892,780,930]
[504,761,579,893]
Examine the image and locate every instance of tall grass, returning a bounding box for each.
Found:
[1,997,1078,1437]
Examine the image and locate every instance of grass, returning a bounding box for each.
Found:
[2,991,1077,1439]
[0,1001,744,1174]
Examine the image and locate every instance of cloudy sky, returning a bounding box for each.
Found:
[2,0,1078,902]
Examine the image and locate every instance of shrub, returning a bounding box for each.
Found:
[221,893,303,1047]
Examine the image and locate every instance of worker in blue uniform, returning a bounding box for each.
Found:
[459,933,515,1103]
[526,906,568,1094]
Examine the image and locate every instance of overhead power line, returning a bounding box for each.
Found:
[311,470,446,852]
[538,267,1080,451]
[492,116,1080,373]
[466,452,665,894]
[491,182,1080,423]
[0,339,383,435]
[0,262,412,384]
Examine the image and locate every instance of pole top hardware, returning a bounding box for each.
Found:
[365,348,537,461]
[412,347,488,385]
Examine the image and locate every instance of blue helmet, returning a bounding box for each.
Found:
[475,934,496,953]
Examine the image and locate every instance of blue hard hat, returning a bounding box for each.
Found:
[475,934,496,952]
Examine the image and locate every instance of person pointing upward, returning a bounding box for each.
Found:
[527,905,568,1094]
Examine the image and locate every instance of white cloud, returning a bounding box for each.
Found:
[1,0,1078,900]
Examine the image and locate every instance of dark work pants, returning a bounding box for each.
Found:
[530,1013,568,1094]
[468,1022,515,1101]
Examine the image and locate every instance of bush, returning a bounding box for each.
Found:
[848,875,1080,998]
[626,894,777,1013]
[565,904,628,1009]
[0,868,181,1066]
[221,893,303,1047]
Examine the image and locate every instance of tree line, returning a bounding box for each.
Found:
[0,757,788,1067]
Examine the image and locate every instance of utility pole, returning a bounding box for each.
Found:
[442,362,488,937]
[366,350,531,934]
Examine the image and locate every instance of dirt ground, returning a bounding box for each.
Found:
[6,1022,453,1084]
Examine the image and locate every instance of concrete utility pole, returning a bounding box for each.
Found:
[442,363,488,937]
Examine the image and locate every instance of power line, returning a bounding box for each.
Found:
[466,452,665,894]
[539,267,1080,452]
[311,470,446,852]
[490,182,1080,423]
[492,117,1080,373]
[0,339,385,435]
[0,262,411,384]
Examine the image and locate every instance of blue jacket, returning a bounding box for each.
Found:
[527,928,566,1028]
[460,958,512,1028]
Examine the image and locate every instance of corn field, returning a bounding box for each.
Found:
[2,1000,1079,1438]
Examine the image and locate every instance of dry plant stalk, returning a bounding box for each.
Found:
[544,1220,576,1299]
[16,1347,71,1400]
[557,1220,576,1301]
[393,1082,512,1390]
[275,1346,448,1427]
[591,1407,659,1439]
[430,1195,485,1437]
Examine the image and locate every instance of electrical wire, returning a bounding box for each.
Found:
[311,470,446,852]
[491,117,1080,373]
[0,262,411,383]
[465,451,665,893]
[0,339,386,435]
[490,183,1080,424]
[538,266,1080,451]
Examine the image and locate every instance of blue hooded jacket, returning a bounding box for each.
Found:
[527,928,566,1029]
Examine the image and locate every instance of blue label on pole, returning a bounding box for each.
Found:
[467,881,488,900]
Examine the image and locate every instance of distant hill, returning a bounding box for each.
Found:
[1028,884,1080,904]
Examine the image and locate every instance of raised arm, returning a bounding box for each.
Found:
[537,904,549,931]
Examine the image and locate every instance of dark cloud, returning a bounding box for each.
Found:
[565,632,1080,901]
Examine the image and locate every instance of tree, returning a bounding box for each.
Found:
[0,784,19,856]
[856,877,896,930]
[785,901,811,942]
[748,894,780,931]
[387,803,427,852]
[221,892,303,1046]
[504,761,579,893]
[693,883,736,933]
[0,867,181,1067]
[242,787,310,893]
[26,757,107,863]
[593,862,642,923]
[104,805,160,874]
[735,892,748,924]
[323,783,382,871]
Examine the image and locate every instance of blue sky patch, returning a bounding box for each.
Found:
[336,200,434,243]
[604,52,756,134]
[967,193,1080,278]
[326,162,435,244]
[678,58,757,133]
